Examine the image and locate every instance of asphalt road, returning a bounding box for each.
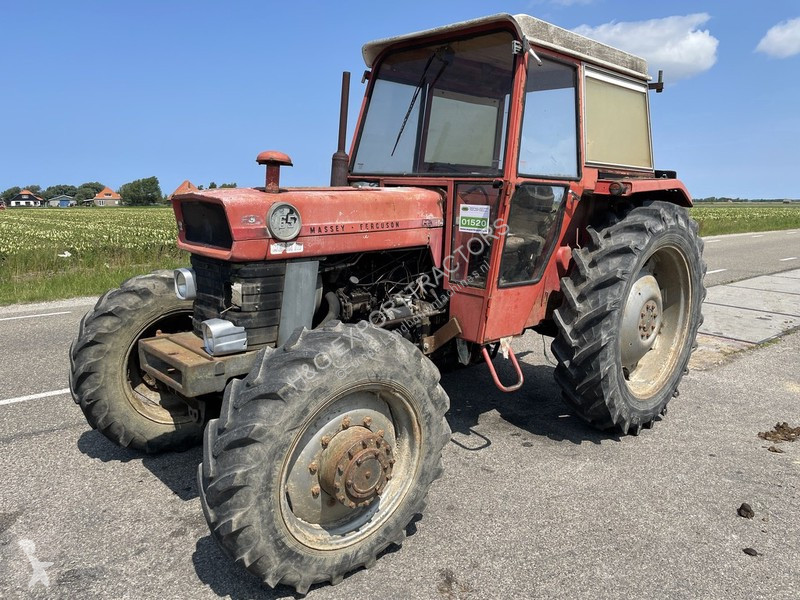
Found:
[702,229,799,287]
[1,231,798,599]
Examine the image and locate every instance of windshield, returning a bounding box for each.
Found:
[353,31,516,176]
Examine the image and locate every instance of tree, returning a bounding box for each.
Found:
[1,186,21,203]
[24,185,42,197]
[219,182,237,188]
[208,182,217,189]
[41,184,79,200]
[118,176,163,206]
[74,182,105,202]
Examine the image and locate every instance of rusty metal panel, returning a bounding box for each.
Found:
[421,317,462,354]
[173,186,444,262]
[138,332,258,397]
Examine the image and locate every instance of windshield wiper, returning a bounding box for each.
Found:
[390,46,454,157]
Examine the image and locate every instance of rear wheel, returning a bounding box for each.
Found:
[551,201,705,433]
[199,321,450,593]
[70,271,208,453]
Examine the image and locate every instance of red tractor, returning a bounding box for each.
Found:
[70,13,704,593]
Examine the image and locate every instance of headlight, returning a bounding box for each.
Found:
[201,318,248,356]
[267,202,302,241]
[174,268,197,300]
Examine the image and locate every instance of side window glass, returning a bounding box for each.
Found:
[518,58,578,178]
[499,185,566,286]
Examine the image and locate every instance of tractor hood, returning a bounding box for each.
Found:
[172,186,445,262]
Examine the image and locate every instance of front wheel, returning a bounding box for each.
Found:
[69,271,208,453]
[552,201,706,434]
[199,321,450,593]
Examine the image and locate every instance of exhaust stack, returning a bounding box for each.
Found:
[330,71,351,187]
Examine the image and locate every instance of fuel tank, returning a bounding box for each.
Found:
[172,186,445,263]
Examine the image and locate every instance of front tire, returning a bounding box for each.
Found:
[551,201,705,434]
[70,271,207,453]
[199,321,450,593]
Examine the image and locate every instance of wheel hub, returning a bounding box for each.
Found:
[319,425,393,509]
[620,273,663,368]
[639,300,659,341]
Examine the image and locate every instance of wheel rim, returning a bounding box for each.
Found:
[122,309,196,425]
[620,243,693,400]
[280,384,421,550]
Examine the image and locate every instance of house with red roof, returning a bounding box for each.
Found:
[83,186,122,207]
[169,180,199,199]
[8,189,44,207]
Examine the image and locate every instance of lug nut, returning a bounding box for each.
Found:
[363,416,372,427]
[376,429,385,438]
[308,462,318,474]
[321,435,331,447]
[311,486,320,497]
[342,416,351,429]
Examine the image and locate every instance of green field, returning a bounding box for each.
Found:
[690,202,800,236]
[1,202,798,305]
[0,207,186,305]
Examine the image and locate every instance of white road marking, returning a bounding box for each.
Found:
[779,257,798,262]
[751,234,764,238]
[0,311,71,322]
[0,388,71,407]
[706,268,727,275]
[705,239,721,243]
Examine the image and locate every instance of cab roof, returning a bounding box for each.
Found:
[362,13,649,81]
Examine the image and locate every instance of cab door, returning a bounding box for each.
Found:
[481,52,581,341]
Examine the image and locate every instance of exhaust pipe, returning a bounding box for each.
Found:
[330,71,351,187]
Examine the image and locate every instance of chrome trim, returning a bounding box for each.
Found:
[174,268,197,300]
[201,318,248,356]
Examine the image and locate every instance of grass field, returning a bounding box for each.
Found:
[690,202,800,236]
[1,202,798,305]
[0,207,186,305]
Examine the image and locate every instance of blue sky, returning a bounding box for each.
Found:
[2,1,798,199]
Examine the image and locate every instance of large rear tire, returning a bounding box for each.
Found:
[551,201,705,434]
[70,271,207,453]
[199,321,450,593]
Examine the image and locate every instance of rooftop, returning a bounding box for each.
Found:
[362,13,649,80]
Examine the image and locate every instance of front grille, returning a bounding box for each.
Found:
[191,255,286,348]
[181,201,233,249]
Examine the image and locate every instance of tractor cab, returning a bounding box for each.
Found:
[346,13,687,350]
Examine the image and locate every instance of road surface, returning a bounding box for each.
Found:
[1,229,798,599]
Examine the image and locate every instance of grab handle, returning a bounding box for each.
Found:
[481,346,524,392]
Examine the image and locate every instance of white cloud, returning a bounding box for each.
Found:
[573,14,719,81]
[756,17,800,58]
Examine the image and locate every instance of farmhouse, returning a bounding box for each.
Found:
[169,180,199,199]
[83,186,122,207]
[8,189,44,207]
[48,194,77,208]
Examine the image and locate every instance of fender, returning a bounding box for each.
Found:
[593,178,692,207]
